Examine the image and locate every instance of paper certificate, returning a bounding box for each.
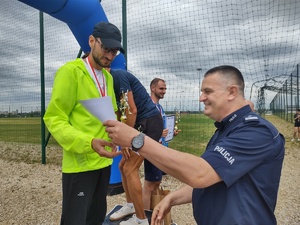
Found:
[164,115,175,142]
[80,96,116,123]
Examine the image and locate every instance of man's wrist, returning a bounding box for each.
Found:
[131,133,145,152]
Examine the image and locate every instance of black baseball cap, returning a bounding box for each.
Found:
[92,21,125,54]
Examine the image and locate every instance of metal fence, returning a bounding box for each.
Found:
[270,64,300,123]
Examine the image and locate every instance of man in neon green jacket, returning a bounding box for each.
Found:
[44,22,124,225]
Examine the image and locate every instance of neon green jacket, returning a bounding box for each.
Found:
[44,58,118,173]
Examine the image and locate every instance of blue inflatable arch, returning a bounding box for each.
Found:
[18,0,126,69]
[18,0,125,194]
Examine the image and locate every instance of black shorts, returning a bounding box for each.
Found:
[135,114,163,182]
[294,121,300,127]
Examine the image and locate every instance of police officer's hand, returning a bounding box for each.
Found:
[151,196,172,225]
[104,120,139,147]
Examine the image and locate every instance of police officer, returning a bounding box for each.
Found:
[104,65,285,225]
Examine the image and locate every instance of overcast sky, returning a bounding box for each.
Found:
[1,0,300,112]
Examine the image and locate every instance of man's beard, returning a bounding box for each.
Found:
[92,53,110,68]
[155,93,164,100]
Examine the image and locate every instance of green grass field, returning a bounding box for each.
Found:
[0,114,215,156]
[168,114,215,155]
[0,117,58,145]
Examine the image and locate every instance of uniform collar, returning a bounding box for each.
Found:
[214,105,252,131]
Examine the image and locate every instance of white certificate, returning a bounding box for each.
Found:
[80,96,116,123]
[164,115,175,142]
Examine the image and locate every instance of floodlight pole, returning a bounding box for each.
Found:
[197,68,202,112]
[122,0,127,62]
[179,90,185,111]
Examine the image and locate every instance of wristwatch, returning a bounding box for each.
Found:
[131,133,145,152]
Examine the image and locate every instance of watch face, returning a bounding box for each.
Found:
[132,133,144,150]
[133,136,143,148]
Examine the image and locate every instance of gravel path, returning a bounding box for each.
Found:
[0,115,299,225]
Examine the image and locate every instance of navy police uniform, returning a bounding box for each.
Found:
[192,105,285,225]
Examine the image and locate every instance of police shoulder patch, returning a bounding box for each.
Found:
[244,114,259,123]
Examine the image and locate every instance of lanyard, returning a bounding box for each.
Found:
[151,97,163,116]
[86,56,106,97]
[151,97,167,144]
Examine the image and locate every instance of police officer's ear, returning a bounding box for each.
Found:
[228,85,239,100]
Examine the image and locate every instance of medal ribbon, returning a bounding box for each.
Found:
[87,56,106,97]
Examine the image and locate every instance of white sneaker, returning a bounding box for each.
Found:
[298,138,300,142]
[120,214,149,225]
[109,204,135,221]
[291,138,295,142]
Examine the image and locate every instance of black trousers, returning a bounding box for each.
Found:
[60,166,111,225]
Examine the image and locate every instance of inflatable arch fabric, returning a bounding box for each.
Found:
[18,0,126,69]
